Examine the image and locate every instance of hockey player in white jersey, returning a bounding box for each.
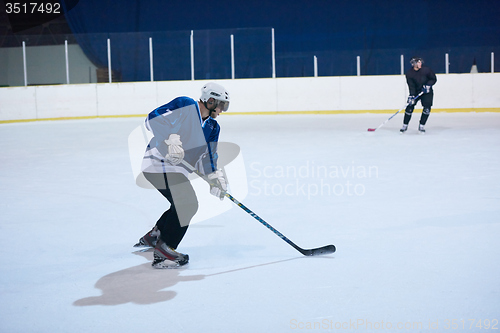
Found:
[134,82,230,268]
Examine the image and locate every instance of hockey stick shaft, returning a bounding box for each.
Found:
[180,160,335,256]
[367,91,423,131]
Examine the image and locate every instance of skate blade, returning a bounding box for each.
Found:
[133,247,153,253]
[133,244,152,248]
[152,261,188,269]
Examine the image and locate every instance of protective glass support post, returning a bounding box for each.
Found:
[400,54,404,75]
[313,55,318,77]
[107,38,112,83]
[356,56,361,76]
[445,53,449,74]
[65,40,70,84]
[22,41,27,86]
[149,37,154,82]
[190,30,195,81]
[230,34,235,79]
[271,28,276,78]
[492,52,495,73]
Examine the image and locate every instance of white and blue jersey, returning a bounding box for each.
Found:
[141,96,220,177]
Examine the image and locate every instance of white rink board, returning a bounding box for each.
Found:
[1,73,499,121]
[96,83,157,116]
[0,86,37,121]
[36,84,98,119]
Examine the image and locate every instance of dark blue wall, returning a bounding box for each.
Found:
[63,0,500,81]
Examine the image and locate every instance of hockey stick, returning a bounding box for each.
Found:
[180,160,336,256]
[367,91,424,132]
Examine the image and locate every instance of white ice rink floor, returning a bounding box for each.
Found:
[1,112,499,332]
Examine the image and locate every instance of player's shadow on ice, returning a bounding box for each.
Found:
[73,251,301,306]
[73,250,204,306]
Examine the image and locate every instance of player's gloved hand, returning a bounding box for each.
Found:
[164,134,184,165]
[407,95,416,106]
[422,85,431,94]
[207,169,228,200]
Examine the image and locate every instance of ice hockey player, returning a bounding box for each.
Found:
[400,57,437,134]
[134,82,230,268]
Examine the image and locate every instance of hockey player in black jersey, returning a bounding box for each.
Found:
[400,57,437,134]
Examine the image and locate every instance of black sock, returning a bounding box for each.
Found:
[420,113,429,125]
[404,113,412,125]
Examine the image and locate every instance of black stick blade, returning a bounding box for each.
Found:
[300,244,336,256]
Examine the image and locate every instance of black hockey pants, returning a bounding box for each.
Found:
[143,172,198,249]
[404,91,433,126]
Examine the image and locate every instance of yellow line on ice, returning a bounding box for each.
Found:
[1,108,499,124]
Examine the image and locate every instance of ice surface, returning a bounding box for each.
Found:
[1,113,499,332]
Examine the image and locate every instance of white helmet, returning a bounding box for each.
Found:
[200,82,230,112]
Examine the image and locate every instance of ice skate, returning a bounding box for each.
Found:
[152,239,189,269]
[133,226,160,248]
[399,124,408,134]
[418,124,426,134]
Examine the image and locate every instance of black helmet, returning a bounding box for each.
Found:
[410,57,424,66]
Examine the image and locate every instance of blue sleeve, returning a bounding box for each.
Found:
[202,118,220,173]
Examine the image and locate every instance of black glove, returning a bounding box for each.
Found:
[407,95,416,106]
[422,85,431,94]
